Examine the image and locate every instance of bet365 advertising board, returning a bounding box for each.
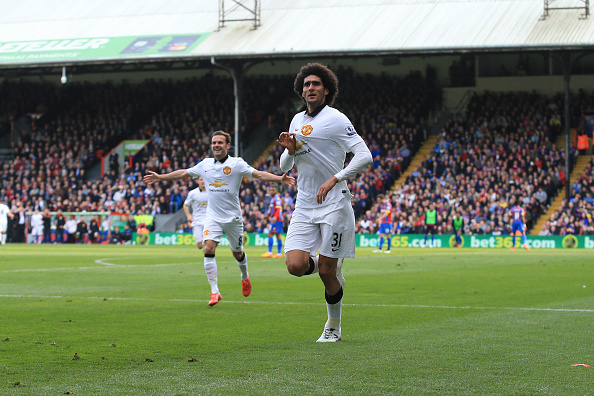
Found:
[134,232,593,249]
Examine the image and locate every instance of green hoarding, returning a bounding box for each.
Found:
[133,232,594,249]
[0,34,209,65]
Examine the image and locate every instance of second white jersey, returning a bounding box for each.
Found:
[184,187,208,227]
[0,203,9,228]
[31,213,43,228]
[0,203,9,222]
[187,156,255,223]
[288,105,365,209]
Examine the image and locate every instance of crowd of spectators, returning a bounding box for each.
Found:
[355,91,583,236]
[0,76,234,242]
[539,154,594,235]
[2,72,592,243]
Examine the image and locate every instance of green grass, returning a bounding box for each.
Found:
[1,245,593,395]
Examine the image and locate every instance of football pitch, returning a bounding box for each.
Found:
[1,245,592,395]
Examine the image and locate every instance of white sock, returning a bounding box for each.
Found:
[326,305,342,329]
[0,233,5,245]
[237,252,249,280]
[305,255,319,275]
[204,256,219,293]
[326,289,342,329]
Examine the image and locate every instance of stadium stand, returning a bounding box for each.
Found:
[384,90,582,236]
[539,154,594,235]
[3,76,594,242]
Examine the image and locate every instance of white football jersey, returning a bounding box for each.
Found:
[0,203,9,221]
[187,156,255,223]
[30,213,43,227]
[0,203,9,228]
[287,105,365,209]
[184,187,208,227]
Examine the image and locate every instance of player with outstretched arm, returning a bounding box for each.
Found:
[144,131,295,306]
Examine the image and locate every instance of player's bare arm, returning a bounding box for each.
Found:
[183,204,193,223]
[252,170,296,186]
[277,132,297,155]
[143,169,189,185]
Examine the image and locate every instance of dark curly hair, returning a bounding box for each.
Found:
[293,62,339,106]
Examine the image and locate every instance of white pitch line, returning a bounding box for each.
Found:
[0,262,197,273]
[94,257,198,266]
[0,294,592,313]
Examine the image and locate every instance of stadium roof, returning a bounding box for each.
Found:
[1,0,593,68]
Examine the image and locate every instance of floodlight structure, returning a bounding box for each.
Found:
[218,0,261,30]
[543,0,590,19]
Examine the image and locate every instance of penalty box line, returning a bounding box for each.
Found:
[0,294,593,313]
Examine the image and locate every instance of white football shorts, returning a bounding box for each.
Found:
[0,219,7,233]
[202,217,244,252]
[192,224,204,244]
[285,197,356,259]
[31,225,43,236]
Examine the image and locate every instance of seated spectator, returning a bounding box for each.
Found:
[88,215,100,244]
[121,224,133,244]
[110,226,124,244]
[76,218,89,244]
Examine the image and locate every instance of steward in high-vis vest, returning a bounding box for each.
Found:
[577,133,589,154]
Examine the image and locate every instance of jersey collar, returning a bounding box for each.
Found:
[305,103,326,117]
[215,155,229,163]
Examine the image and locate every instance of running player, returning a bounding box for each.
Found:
[144,131,295,307]
[183,176,208,250]
[278,63,373,342]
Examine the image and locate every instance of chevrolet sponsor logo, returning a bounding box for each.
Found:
[210,181,228,187]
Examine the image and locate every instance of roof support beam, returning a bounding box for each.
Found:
[218,0,261,30]
[543,0,589,19]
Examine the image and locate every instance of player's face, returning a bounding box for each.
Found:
[197,177,205,190]
[211,136,229,159]
[302,75,328,112]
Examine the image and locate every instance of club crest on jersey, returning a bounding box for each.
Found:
[204,230,210,235]
[210,181,228,187]
[301,125,313,136]
[223,166,232,175]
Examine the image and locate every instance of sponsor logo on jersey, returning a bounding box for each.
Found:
[295,140,306,150]
[301,125,313,136]
[345,126,357,136]
[210,181,228,188]
[223,166,232,175]
[294,147,312,157]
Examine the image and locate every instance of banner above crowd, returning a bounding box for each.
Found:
[0,34,209,65]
